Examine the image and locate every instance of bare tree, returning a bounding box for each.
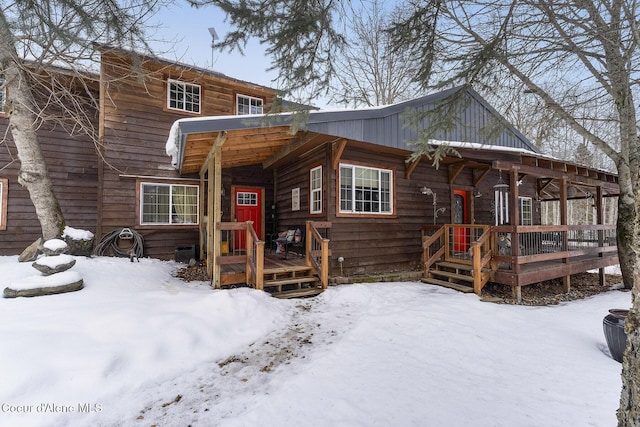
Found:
[330,0,421,107]
[191,0,640,424]
[0,0,164,241]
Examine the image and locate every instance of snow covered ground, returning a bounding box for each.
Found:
[0,256,630,427]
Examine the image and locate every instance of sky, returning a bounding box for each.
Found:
[0,249,630,427]
[149,3,280,91]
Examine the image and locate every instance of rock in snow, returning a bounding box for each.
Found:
[3,270,84,298]
[32,254,77,276]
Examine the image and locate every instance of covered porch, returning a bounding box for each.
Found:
[169,116,334,297]
[421,223,618,301]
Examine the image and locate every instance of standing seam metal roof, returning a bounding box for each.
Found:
[171,86,539,170]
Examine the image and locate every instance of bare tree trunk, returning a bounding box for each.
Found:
[0,21,65,241]
[616,158,640,426]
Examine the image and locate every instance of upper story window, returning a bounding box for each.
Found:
[519,196,533,225]
[140,182,199,225]
[339,164,393,215]
[310,166,322,214]
[0,75,6,114]
[236,94,263,115]
[167,79,201,114]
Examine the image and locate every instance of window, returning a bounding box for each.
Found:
[0,75,5,114]
[237,191,258,206]
[339,164,392,214]
[519,196,533,225]
[167,79,201,114]
[236,94,263,115]
[0,178,7,230]
[310,166,322,214]
[140,183,199,225]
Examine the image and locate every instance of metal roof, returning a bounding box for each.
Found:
[169,86,540,173]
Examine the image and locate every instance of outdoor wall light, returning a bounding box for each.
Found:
[420,186,433,196]
[337,256,345,276]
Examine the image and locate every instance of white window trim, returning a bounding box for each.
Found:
[236,93,264,115]
[310,166,322,214]
[339,163,393,215]
[140,182,199,226]
[519,196,533,226]
[167,79,201,114]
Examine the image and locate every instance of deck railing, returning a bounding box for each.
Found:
[492,224,617,271]
[305,221,331,289]
[421,224,492,293]
[445,224,491,264]
[216,220,330,291]
[420,223,618,294]
[471,226,493,294]
[421,225,446,277]
[216,221,264,289]
[245,222,265,290]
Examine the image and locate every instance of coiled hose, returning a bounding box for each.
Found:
[93,228,144,259]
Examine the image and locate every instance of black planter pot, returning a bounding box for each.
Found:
[603,309,628,363]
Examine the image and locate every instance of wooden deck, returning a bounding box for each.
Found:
[422,224,619,301]
[213,221,330,298]
[220,252,307,285]
[493,253,618,286]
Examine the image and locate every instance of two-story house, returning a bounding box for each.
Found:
[0,47,278,259]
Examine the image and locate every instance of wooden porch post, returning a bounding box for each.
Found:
[212,141,223,289]
[560,178,570,292]
[199,169,206,263]
[510,168,520,229]
[206,156,214,280]
[202,132,226,288]
[510,169,521,280]
[596,185,606,287]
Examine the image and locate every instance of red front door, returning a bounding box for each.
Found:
[234,187,262,250]
[453,189,469,252]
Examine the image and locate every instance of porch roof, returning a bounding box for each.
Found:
[164,88,619,199]
[166,86,540,174]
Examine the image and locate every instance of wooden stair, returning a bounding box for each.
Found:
[422,261,477,293]
[263,266,324,298]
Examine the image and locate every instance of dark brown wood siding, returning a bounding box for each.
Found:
[325,144,432,276]
[0,122,99,255]
[272,141,544,277]
[98,50,277,259]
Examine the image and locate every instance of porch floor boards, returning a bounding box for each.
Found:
[219,252,307,276]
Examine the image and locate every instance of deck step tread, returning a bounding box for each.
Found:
[264,266,313,275]
[421,277,474,293]
[429,269,474,282]
[436,261,473,271]
[263,276,319,287]
[272,288,324,299]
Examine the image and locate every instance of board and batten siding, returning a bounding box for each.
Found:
[98,50,277,259]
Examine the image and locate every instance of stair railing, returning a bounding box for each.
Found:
[305,221,331,289]
[421,225,446,279]
[245,221,265,290]
[470,225,492,295]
